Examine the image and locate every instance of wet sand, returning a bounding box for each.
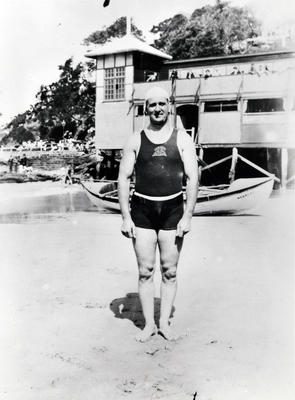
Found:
[0,183,294,400]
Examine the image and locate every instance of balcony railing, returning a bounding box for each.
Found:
[133,70,294,102]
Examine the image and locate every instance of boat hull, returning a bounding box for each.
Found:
[81,180,121,211]
[81,177,274,216]
[195,177,274,215]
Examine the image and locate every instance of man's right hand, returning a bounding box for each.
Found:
[121,218,136,239]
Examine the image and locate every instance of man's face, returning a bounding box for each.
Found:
[146,97,169,126]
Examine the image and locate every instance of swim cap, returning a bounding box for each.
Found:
[145,86,170,103]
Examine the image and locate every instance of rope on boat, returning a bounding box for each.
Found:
[199,147,280,183]
[201,155,232,171]
[238,154,280,182]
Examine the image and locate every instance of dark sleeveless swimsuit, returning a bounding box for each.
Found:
[131,129,185,231]
[135,128,184,196]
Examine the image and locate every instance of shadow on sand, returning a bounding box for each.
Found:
[110,293,175,330]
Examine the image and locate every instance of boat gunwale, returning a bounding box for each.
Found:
[81,177,273,204]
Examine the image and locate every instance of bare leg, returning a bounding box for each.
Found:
[158,230,183,340]
[132,227,158,342]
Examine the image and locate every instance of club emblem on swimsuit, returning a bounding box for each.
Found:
[152,146,167,157]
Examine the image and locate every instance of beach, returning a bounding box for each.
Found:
[0,183,294,400]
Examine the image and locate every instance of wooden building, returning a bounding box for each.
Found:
[86,35,295,187]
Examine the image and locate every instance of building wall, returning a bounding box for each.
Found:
[95,55,134,149]
[200,75,243,99]
[96,102,133,149]
[199,112,241,143]
[134,81,172,100]
[242,113,288,143]
[286,112,295,148]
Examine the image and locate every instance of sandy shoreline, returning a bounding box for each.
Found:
[0,186,294,399]
[0,181,83,198]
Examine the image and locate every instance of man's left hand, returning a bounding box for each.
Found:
[176,215,192,237]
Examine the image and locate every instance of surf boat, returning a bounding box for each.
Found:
[80,176,274,215]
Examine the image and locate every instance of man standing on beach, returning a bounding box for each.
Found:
[118,87,198,341]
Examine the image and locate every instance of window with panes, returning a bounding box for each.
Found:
[204,100,238,112]
[245,98,284,113]
[104,67,125,100]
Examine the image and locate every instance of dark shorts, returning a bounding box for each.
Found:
[130,193,184,231]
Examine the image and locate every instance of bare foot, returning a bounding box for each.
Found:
[158,324,179,341]
[135,324,157,342]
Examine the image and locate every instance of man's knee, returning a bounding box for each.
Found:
[161,264,177,283]
[138,264,154,282]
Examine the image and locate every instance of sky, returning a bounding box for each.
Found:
[0,0,294,126]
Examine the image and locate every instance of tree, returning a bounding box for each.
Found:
[2,58,96,144]
[12,126,35,143]
[31,58,96,141]
[2,115,35,144]
[84,16,144,45]
[151,1,261,59]
[150,14,188,57]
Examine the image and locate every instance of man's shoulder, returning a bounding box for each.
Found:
[124,131,141,150]
[177,129,194,148]
[131,131,142,144]
[177,128,191,138]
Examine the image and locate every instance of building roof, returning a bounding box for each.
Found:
[85,34,172,60]
[164,50,295,68]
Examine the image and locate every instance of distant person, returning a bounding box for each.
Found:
[97,152,119,180]
[170,69,179,80]
[20,154,28,172]
[204,69,212,79]
[249,63,259,76]
[186,71,195,79]
[230,66,241,75]
[64,165,73,185]
[264,65,270,74]
[97,152,108,179]
[8,155,14,173]
[259,64,270,75]
[13,156,20,173]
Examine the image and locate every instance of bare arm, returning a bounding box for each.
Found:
[118,134,138,238]
[177,132,198,236]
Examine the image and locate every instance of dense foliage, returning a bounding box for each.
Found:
[3,59,96,144]
[32,59,96,142]
[151,1,261,59]
[83,16,144,45]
